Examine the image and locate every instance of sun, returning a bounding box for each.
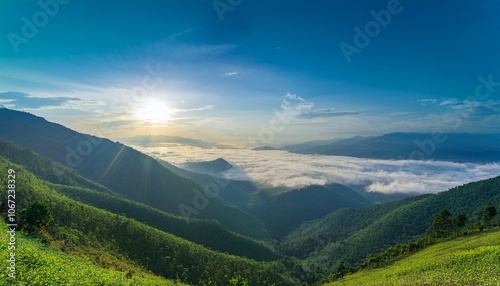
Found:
[135,99,171,123]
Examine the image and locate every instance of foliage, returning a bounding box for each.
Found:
[280,195,428,258]
[0,221,183,285]
[0,158,295,286]
[283,175,500,281]
[50,183,279,261]
[453,211,468,229]
[251,184,371,239]
[482,205,497,228]
[0,137,278,261]
[0,138,113,194]
[229,275,250,286]
[19,201,53,234]
[325,228,500,286]
[426,208,453,238]
[324,206,496,283]
[0,110,269,239]
[2,116,500,285]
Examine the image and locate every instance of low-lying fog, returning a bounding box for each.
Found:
[137,146,500,195]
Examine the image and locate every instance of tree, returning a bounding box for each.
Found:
[453,211,468,229]
[20,201,53,234]
[481,205,497,228]
[426,209,453,238]
[229,275,249,286]
[332,259,349,279]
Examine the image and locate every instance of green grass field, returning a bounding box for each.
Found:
[326,228,500,286]
[0,222,184,286]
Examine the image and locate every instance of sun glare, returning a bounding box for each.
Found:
[135,99,171,123]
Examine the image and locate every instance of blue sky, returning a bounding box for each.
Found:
[1,0,500,145]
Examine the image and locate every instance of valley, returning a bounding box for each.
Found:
[0,109,499,285]
[2,2,499,284]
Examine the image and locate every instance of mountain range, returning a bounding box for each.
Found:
[0,108,499,285]
[0,108,266,239]
[257,132,500,163]
[120,135,233,149]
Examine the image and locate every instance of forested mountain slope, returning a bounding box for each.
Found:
[0,138,278,261]
[0,157,295,285]
[0,108,267,239]
[288,176,500,280]
[252,184,371,238]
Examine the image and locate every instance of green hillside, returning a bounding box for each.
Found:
[281,195,430,258]
[0,221,182,285]
[0,138,278,261]
[51,183,279,261]
[253,184,371,238]
[161,159,262,209]
[0,137,113,195]
[283,176,500,281]
[325,228,500,286]
[0,108,268,239]
[1,110,500,285]
[0,158,295,285]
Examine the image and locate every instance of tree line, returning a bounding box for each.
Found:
[324,205,499,282]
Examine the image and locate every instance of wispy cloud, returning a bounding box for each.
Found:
[172,105,215,113]
[138,146,500,195]
[0,91,83,109]
[224,71,238,77]
[416,98,437,106]
[439,98,459,106]
[297,109,361,119]
[438,98,500,121]
[282,93,359,120]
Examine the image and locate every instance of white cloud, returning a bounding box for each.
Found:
[280,93,357,120]
[172,105,215,113]
[224,71,238,76]
[416,99,437,106]
[137,146,500,195]
[440,98,459,106]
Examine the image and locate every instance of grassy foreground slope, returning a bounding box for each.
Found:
[326,228,500,286]
[0,222,182,285]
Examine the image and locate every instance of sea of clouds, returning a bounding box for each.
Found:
[137,146,500,194]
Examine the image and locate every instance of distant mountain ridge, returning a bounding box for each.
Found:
[120,135,233,149]
[279,132,500,163]
[160,159,260,209]
[183,158,234,175]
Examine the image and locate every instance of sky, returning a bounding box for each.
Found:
[1,0,500,145]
